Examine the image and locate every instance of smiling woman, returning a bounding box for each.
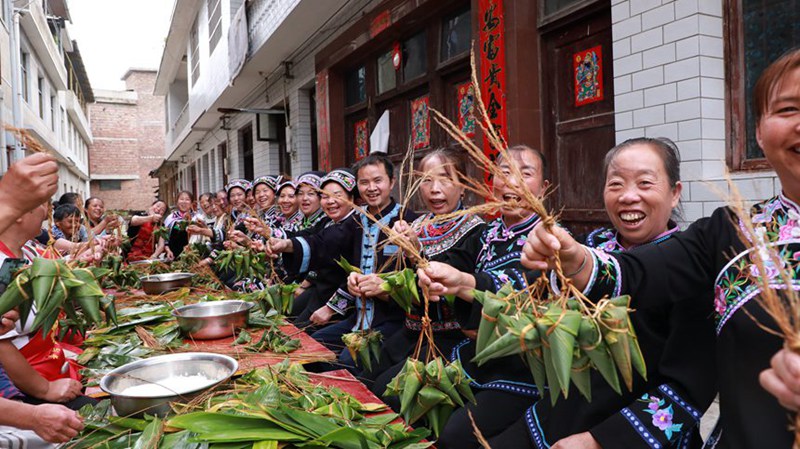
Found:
[519,48,800,449]
[601,138,682,249]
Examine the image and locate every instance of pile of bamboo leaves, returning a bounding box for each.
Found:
[244,327,301,354]
[77,301,185,383]
[98,254,140,289]
[68,361,431,449]
[0,258,110,337]
[471,284,645,405]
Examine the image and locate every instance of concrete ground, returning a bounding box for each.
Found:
[700,396,720,441]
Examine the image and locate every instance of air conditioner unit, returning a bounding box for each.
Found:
[256,113,278,141]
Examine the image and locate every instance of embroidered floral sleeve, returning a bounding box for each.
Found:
[590,384,702,449]
[326,288,355,315]
[549,247,622,299]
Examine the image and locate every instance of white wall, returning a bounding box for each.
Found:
[611,0,780,226]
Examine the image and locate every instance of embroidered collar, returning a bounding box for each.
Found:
[715,194,800,334]
[415,206,484,257]
[587,221,680,252]
[779,191,800,214]
[359,201,401,274]
[486,213,541,243]
[301,208,326,230]
[476,213,541,279]
[281,210,304,232]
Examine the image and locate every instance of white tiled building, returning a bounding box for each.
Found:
[1,0,93,198]
[153,0,364,203]
[611,0,784,225]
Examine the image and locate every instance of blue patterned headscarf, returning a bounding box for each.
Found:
[320,168,357,197]
[297,171,326,190]
[276,179,296,195]
[253,175,281,192]
[225,179,251,198]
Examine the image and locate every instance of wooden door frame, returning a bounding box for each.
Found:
[539,0,613,230]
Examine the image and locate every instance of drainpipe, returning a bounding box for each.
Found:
[8,4,24,163]
[0,84,5,174]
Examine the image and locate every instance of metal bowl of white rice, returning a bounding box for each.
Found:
[99,352,237,417]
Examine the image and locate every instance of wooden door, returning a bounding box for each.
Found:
[541,6,614,235]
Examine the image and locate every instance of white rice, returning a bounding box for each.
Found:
[119,374,213,396]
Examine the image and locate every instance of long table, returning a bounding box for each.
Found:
[182,322,335,372]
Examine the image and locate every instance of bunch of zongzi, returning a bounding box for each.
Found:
[0,258,108,337]
[341,330,383,372]
[384,357,475,437]
[255,283,298,315]
[336,257,420,313]
[472,286,645,405]
[378,268,419,313]
[215,248,268,280]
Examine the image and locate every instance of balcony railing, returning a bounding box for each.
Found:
[171,102,189,142]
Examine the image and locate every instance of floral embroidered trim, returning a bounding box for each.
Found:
[282,210,304,233]
[714,237,800,334]
[552,248,621,299]
[621,407,663,449]
[657,384,700,422]
[415,210,484,257]
[326,288,354,315]
[587,224,679,253]
[474,214,540,292]
[639,394,683,441]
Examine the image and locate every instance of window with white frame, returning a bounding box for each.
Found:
[61,106,66,141]
[20,52,29,103]
[207,0,222,54]
[37,77,44,119]
[190,18,201,85]
[50,94,56,131]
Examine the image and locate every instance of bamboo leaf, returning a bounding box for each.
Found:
[132,416,163,449]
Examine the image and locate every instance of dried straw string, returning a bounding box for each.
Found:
[428,51,595,312]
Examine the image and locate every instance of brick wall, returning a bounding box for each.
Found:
[89,70,166,211]
[611,0,779,225]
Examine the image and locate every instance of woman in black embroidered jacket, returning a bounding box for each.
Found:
[364,148,484,402]
[416,145,550,448]
[488,138,716,449]
[522,49,800,449]
[267,153,417,370]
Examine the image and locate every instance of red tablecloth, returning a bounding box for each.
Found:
[309,369,383,405]
[86,323,334,396]
[182,323,334,372]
